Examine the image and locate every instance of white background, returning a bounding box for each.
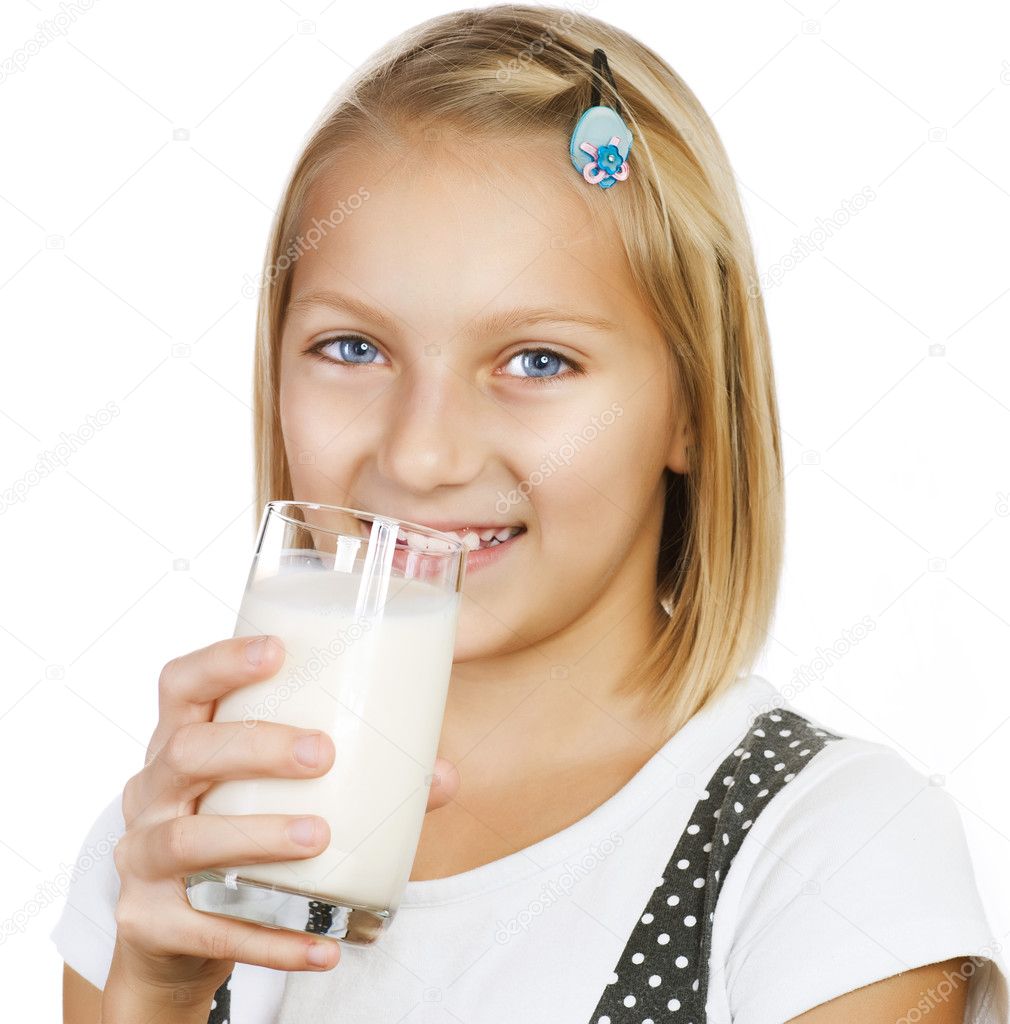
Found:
[1,0,1008,1018]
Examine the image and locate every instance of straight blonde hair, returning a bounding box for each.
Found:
[251,4,784,735]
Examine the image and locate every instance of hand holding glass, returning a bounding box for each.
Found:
[186,501,467,944]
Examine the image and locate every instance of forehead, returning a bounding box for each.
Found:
[285,127,641,333]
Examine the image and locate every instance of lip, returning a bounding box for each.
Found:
[458,525,526,572]
[390,526,526,577]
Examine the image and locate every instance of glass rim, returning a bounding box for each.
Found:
[265,500,468,550]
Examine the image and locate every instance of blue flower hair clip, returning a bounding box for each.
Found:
[569,48,632,190]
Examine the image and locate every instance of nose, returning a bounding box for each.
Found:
[375,362,487,493]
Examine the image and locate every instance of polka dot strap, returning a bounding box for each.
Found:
[207,972,231,1023]
[588,707,843,1023]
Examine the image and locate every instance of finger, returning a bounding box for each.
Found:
[148,636,287,760]
[119,889,341,973]
[157,636,286,724]
[427,756,459,812]
[123,812,331,881]
[151,720,336,795]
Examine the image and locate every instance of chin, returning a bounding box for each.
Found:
[450,598,531,663]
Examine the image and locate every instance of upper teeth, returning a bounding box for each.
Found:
[400,526,523,552]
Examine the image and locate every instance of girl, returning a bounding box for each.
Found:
[54,6,1007,1022]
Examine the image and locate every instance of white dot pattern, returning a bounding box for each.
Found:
[206,971,232,1024]
[587,708,840,1022]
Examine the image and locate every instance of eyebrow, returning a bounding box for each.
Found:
[284,289,618,337]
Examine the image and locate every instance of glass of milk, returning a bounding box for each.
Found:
[185,500,467,944]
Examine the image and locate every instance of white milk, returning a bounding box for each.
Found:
[196,565,459,912]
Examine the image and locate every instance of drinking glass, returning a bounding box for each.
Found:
[185,501,467,944]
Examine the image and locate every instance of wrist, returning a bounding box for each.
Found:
[101,965,215,1024]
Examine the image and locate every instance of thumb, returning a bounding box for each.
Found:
[426,755,460,812]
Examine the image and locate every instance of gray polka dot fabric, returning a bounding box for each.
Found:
[588,707,842,1023]
[207,970,231,1024]
[205,706,842,1024]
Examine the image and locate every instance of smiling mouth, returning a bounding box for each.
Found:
[400,525,526,553]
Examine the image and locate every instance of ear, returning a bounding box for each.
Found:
[666,415,692,476]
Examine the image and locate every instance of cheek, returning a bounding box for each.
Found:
[526,383,669,578]
[279,370,363,497]
[279,390,315,475]
[280,351,398,456]
[532,394,662,526]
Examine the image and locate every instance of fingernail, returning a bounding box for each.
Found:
[288,816,320,846]
[306,941,332,967]
[246,636,270,666]
[294,732,322,767]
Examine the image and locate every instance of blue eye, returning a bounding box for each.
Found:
[308,336,386,366]
[502,348,581,384]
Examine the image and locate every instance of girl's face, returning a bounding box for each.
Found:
[278,129,689,666]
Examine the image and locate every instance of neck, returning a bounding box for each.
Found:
[441,587,674,787]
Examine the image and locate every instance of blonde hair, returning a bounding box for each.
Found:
[252,4,784,734]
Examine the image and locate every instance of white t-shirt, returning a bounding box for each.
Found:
[51,673,1009,1023]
